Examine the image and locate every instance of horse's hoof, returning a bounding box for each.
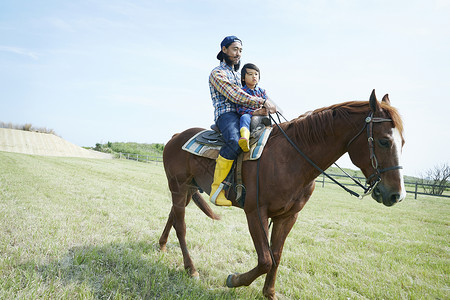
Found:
[226,273,238,288]
[263,291,279,300]
[191,271,199,279]
[226,274,234,288]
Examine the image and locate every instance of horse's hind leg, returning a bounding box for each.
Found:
[171,191,199,277]
[159,188,195,252]
[159,207,174,252]
[159,186,199,278]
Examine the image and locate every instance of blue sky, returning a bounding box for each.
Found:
[1,0,449,176]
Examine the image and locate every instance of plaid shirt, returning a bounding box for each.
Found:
[209,61,264,121]
[237,85,268,115]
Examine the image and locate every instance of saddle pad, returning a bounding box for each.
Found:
[182,127,273,161]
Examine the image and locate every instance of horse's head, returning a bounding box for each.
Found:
[348,90,406,206]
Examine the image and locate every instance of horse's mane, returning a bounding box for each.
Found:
[277,101,404,145]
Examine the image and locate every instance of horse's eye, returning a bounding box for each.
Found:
[378,139,391,148]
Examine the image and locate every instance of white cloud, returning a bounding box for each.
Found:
[0,46,39,59]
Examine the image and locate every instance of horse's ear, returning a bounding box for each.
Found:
[381,94,391,105]
[369,89,380,112]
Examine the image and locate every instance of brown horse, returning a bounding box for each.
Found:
[159,90,405,299]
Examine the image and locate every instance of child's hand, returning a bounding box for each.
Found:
[264,99,277,114]
[253,108,268,116]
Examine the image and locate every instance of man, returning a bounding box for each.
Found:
[209,35,276,206]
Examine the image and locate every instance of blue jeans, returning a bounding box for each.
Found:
[216,112,242,160]
[239,113,251,131]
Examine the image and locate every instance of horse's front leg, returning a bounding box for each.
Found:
[262,213,298,299]
[226,209,273,288]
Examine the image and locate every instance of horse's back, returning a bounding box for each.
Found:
[163,127,205,175]
[164,127,204,156]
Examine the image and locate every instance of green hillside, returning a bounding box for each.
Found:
[93,142,164,156]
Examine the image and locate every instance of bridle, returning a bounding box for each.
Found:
[268,110,403,199]
[258,109,403,268]
[346,111,403,197]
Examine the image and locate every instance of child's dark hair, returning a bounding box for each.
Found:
[241,63,260,86]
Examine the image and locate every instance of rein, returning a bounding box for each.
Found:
[255,109,402,268]
[267,111,402,199]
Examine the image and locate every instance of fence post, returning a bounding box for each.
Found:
[415,182,418,199]
[322,173,325,187]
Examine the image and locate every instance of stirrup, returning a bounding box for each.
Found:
[210,183,232,206]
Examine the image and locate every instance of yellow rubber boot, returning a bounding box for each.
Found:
[238,127,250,152]
[210,155,234,206]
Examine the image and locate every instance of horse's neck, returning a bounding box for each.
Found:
[284,115,360,176]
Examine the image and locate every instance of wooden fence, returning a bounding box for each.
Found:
[116,152,163,163]
[316,173,450,199]
[116,153,449,199]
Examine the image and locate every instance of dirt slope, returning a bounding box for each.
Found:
[0,128,111,159]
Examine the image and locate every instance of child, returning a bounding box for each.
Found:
[237,63,268,152]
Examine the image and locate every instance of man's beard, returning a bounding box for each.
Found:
[223,53,240,71]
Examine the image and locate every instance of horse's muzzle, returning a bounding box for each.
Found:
[372,184,404,207]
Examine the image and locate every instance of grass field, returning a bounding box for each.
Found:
[0,151,448,299]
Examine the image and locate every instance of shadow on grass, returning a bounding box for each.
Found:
[32,241,248,299]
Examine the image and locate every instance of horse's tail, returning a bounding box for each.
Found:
[192,191,221,220]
